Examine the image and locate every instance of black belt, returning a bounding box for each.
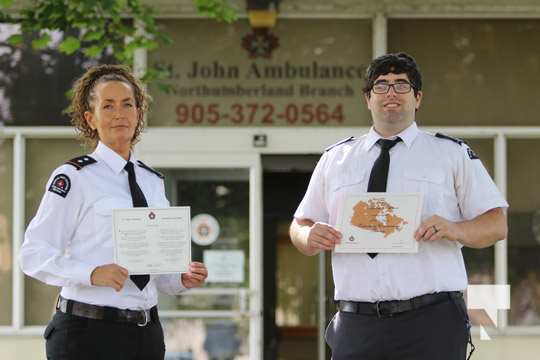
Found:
[337,291,462,318]
[56,296,158,327]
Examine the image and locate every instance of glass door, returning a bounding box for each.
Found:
[143,153,262,360]
[262,155,325,360]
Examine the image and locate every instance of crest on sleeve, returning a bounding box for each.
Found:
[466,146,479,160]
[48,174,71,198]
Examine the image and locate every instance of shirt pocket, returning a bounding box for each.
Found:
[93,197,132,215]
[148,195,170,208]
[403,168,445,216]
[93,197,132,246]
[328,170,368,215]
[330,170,368,194]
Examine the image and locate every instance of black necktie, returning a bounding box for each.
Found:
[367,137,402,259]
[124,161,150,290]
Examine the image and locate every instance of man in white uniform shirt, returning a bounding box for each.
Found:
[290,53,508,360]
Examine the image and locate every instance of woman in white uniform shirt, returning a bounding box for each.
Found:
[19,64,207,360]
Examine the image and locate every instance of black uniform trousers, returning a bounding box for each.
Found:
[325,296,470,360]
[44,311,165,360]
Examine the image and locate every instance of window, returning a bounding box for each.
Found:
[461,138,495,288]
[162,318,249,359]
[24,138,87,325]
[389,19,540,126]
[508,140,540,326]
[461,139,497,327]
[0,138,13,326]
[158,169,250,312]
[0,24,116,126]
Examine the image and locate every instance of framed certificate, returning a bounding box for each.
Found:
[113,207,191,274]
[335,193,423,253]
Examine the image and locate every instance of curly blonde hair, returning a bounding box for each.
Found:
[70,64,150,149]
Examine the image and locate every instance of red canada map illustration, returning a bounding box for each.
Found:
[350,198,407,237]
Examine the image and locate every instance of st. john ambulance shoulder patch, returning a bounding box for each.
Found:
[48,174,71,198]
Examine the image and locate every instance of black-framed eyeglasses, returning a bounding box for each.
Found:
[371,82,414,94]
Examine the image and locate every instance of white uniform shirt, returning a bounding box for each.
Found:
[294,122,508,302]
[19,141,185,310]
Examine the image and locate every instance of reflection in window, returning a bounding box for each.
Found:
[508,140,540,325]
[461,139,495,293]
[0,24,116,126]
[389,19,540,126]
[24,138,85,325]
[163,318,248,360]
[159,169,250,311]
[262,167,320,360]
[276,222,317,328]
[0,138,13,325]
[453,139,497,327]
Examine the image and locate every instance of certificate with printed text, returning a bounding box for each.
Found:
[335,193,423,253]
[113,207,191,274]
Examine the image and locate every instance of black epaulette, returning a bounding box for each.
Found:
[65,155,97,170]
[324,136,355,152]
[435,133,464,145]
[137,160,164,179]
[435,133,479,160]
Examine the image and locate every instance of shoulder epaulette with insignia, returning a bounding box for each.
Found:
[137,160,164,179]
[65,155,97,170]
[324,136,355,152]
[435,132,464,145]
[435,133,479,160]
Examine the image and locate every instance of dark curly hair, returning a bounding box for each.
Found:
[363,52,422,97]
[70,64,150,149]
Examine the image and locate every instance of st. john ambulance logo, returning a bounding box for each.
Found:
[242,29,279,58]
[48,174,71,198]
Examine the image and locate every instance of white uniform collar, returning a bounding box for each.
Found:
[92,141,138,175]
[364,122,419,151]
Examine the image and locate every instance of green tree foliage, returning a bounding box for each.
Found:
[194,0,237,23]
[0,0,236,125]
[0,0,237,79]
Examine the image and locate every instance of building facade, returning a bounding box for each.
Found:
[1,0,540,359]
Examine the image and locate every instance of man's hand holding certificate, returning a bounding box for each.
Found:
[113,207,191,274]
[335,193,423,253]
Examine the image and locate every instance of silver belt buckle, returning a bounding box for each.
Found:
[375,301,382,318]
[57,296,67,313]
[137,309,149,327]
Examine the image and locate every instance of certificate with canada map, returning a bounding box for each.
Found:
[335,193,423,253]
